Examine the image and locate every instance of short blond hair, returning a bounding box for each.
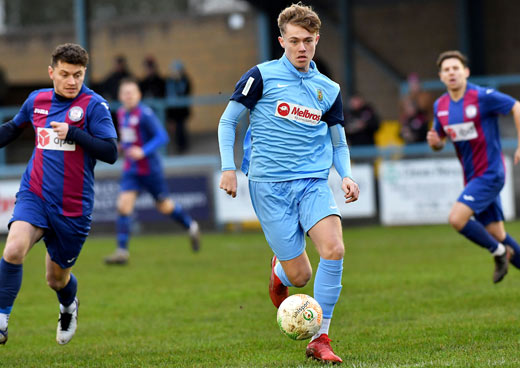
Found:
[277,2,321,36]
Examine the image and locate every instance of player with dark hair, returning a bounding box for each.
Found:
[428,50,520,283]
[218,3,358,364]
[0,43,118,345]
[104,78,200,265]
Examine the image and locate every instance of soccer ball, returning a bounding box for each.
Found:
[277,294,323,340]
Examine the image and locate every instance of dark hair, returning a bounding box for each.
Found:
[51,43,89,67]
[119,77,139,87]
[278,2,321,36]
[436,50,468,70]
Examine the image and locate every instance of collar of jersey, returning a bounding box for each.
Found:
[280,54,317,79]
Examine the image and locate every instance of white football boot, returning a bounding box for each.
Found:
[56,298,79,345]
[189,221,201,252]
[0,313,9,345]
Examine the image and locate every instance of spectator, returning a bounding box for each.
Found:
[344,93,380,146]
[399,72,433,143]
[165,60,192,154]
[102,55,132,101]
[139,55,165,99]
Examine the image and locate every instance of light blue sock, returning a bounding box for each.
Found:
[314,258,343,319]
[275,262,293,287]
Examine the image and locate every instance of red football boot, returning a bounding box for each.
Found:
[306,334,343,364]
[269,256,288,308]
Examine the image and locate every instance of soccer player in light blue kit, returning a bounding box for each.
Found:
[428,50,520,283]
[218,4,359,364]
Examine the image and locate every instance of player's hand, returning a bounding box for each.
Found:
[342,177,359,204]
[220,170,237,198]
[50,121,69,140]
[514,147,520,165]
[126,146,145,160]
[426,128,443,150]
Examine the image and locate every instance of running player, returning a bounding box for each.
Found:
[427,50,520,283]
[104,78,200,265]
[0,43,118,345]
[218,3,359,364]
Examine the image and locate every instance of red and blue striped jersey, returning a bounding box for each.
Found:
[13,85,117,216]
[117,103,169,176]
[433,83,516,184]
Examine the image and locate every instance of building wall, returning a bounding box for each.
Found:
[1,1,519,127]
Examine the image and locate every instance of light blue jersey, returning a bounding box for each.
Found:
[230,54,344,182]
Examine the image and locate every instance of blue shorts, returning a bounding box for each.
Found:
[9,191,91,269]
[249,178,341,261]
[120,171,169,201]
[458,175,505,226]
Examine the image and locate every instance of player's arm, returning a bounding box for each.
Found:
[218,100,247,198]
[58,123,118,164]
[427,111,445,151]
[511,101,520,164]
[0,120,25,148]
[323,91,359,203]
[140,110,169,157]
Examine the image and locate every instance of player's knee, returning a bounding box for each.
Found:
[2,243,27,264]
[46,275,68,291]
[448,213,465,231]
[290,269,312,288]
[321,242,345,260]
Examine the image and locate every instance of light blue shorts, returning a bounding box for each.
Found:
[249,178,341,261]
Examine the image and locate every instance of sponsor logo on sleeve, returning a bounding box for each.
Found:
[275,101,322,125]
[443,121,478,142]
[37,128,76,151]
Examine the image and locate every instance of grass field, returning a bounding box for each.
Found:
[1,222,520,367]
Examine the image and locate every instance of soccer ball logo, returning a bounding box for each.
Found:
[38,129,50,147]
[277,294,323,340]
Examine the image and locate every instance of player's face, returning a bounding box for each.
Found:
[278,23,320,72]
[118,82,141,110]
[48,61,86,99]
[439,58,470,92]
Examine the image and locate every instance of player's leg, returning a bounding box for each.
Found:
[148,172,200,251]
[44,213,89,345]
[248,180,311,306]
[0,221,44,344]
[46,256,79,345]
[299,179,344,364]
[105,190,137,265]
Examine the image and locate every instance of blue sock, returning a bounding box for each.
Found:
[275,262,293,287]
[0,258,23,314]
[117,215,131,250]
[503,234,520,269]
[170,204,192,229]
[459,220,499,253]
[56,273,77,307]
[314,258,343,319]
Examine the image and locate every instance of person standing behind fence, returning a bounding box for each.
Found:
[166,60,192,154]
[427,50,520,283]
[104,78,200,265]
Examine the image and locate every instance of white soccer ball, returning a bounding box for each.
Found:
[277,294,323,340]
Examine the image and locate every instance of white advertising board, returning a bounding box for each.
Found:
[214,164,376,224]
[0,180,19,234]
[379,158,515,225]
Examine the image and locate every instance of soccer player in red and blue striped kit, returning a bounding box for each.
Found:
[428,50,520,283]
[0,43,118,345]
[104,78,200,265]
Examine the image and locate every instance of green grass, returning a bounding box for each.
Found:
[2,222,520,367]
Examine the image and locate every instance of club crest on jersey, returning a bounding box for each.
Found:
[317,89,323,102]
[68,106,84,122]
[465,105,478,119]
[129,115,139,126]
[37,128,76,151]
[275,101,322,125]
